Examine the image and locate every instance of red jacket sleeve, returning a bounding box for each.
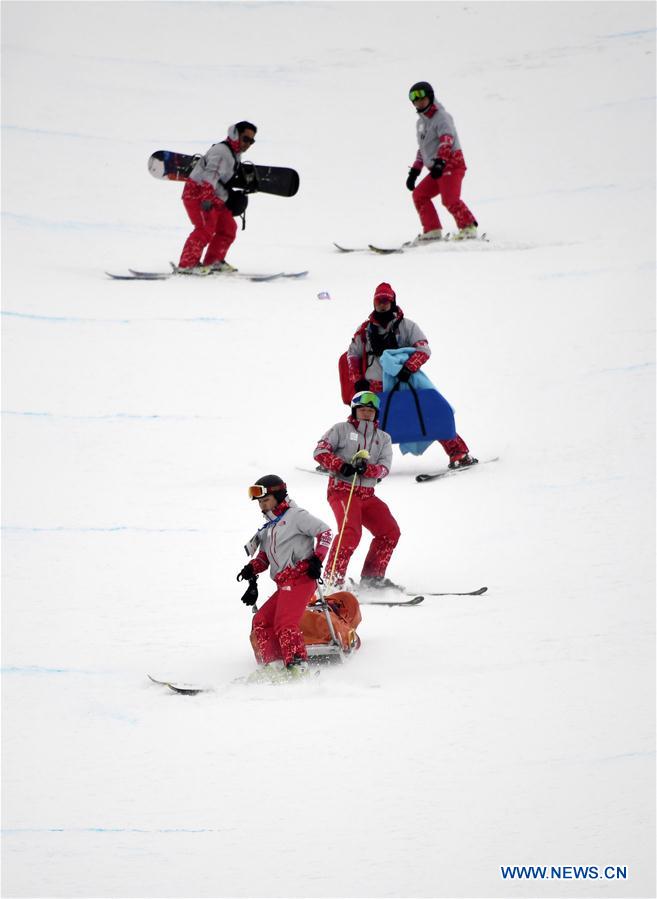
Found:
[251,550,269,574]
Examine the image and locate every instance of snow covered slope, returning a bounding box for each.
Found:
[2,2,655,897]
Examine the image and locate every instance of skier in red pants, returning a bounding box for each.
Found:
[314,391,402,592]
[177,121,256,274]
[405,81,478,242]
[237,475,332,680]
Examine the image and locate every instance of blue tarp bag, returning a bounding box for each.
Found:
[378,349,456,453]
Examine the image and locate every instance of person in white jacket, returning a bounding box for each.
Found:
[237,475,331,676]
[405,81,478,241]
[314,392,401,591]
[177,121,256,272]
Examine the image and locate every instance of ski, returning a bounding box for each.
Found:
[359,595,425,607]
[416,456,499,483]
[148,666,320,692]
[368,233,489,254]
[106,268,308,282]
[106,272,169,281]
[164,264,307,281]
[333,242,368,253]
[334,234,488,254]
[407,586,487,597]
[147,674,212,695]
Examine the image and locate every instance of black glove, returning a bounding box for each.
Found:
[353,457,368,475]
[406,168,420,191]
[339,462,356,478]
[430,158,446,180]
[397,366,412,382]
[306,554,323,579]
[240,579,259,606]
[354,378,370,392]
[200,199,214,212]
[226,189,248,216]
[237,563,255,582]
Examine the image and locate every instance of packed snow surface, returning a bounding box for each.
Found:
[2,2,655,897]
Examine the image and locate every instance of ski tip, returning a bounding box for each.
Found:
[148,673,210,694]
[473,586,488,595]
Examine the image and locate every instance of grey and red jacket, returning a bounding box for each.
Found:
[411,102,467,174]
[314,417,393,498]
[244,499,331,586]
[187,141,241,203]
[347,307,431,391]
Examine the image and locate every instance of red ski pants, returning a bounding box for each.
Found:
[250,575,317,665]
[325,488,400,585]
[178,194,237,268]
[440,434,470,460]
[412,169,476,233]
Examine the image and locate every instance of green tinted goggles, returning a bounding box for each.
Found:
[352,391,380,410]
[409,88,428,101]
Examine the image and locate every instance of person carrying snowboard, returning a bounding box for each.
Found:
[237,475,332,679]
[177,121,256,274]
[405,81,478,242]
[347,282,477,469]
[313,391,401,591]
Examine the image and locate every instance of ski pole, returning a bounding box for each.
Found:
[326,473,358,588]
[326,449,370,587]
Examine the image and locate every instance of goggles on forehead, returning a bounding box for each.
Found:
[409,88,428,101]
[352,391,380,410]
[247,482,286,500]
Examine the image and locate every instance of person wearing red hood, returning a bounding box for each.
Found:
[347,282,477,469]
[406,81,478,242]
[177,121,257,273]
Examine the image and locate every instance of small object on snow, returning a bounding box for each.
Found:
[317,290,331,300]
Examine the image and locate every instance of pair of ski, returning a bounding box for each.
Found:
[106,265,308,283]
[334,233,489,255]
